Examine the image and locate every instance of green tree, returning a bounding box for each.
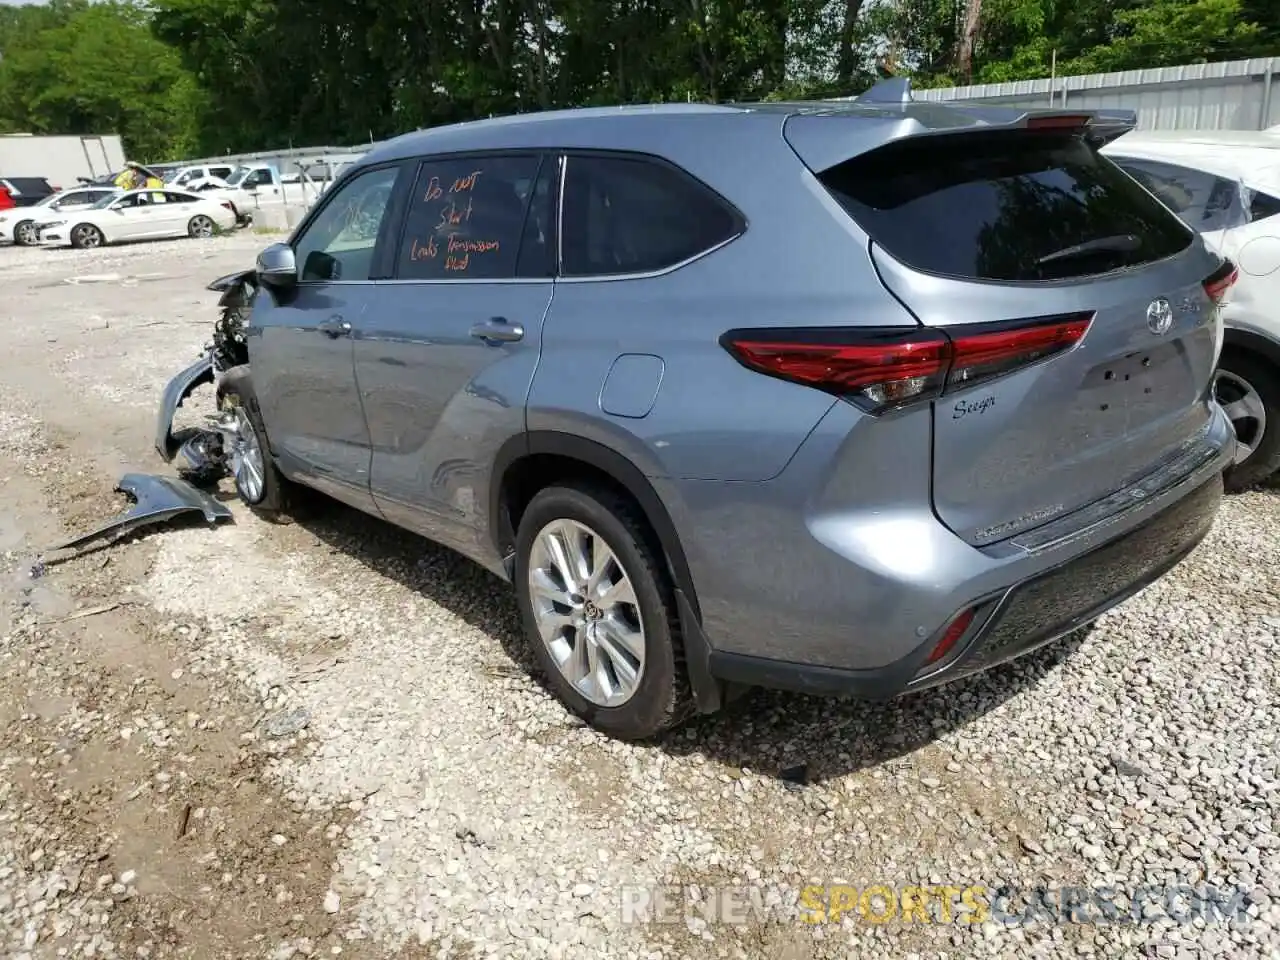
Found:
[0,0,204,161]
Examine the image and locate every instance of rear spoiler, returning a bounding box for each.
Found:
[1079,109,1138,146]
[854,78,1138,146]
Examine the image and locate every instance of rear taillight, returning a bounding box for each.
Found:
[221,201,234,212]
[1203,259,1238,303]
[721,312,1093,414]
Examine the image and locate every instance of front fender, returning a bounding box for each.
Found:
[155,355,215,461]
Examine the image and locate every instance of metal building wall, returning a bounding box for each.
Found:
[911,57,1280,131]
[0,134,126,185]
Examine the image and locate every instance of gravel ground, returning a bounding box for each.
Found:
[0,236,1277,959]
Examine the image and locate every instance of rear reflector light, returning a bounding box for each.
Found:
[721,313,1093,414]
[926,608,975,665]
[1203,259,1238,303]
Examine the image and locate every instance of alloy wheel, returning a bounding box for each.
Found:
[72,224,101,249]
[14,222,36,246]
[1215,369,1267,466]
[527,518,646,707]
[229,406,266,503]
[191,215,215,238]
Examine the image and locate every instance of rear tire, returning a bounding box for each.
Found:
[1216,349,1280,492]
[69,223,104,250]
[217,369,295,522]
[514,483,692,740]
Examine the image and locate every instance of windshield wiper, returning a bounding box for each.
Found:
[1035,233,1141,267]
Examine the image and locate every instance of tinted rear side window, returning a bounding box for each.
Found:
[560,154,741,277]
[396,154,544,281]
[820,131,1193,282]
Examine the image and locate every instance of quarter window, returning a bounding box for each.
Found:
[559,154,741,277]
[396,154,545,280]
[294,165,403,283]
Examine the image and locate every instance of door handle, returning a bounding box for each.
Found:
[318,316,351,338]
[469,317,524,344]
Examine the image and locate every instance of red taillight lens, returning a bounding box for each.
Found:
[721,313,1093,414]
[948,314,1093,392]
[1203,259,1238,303]
[926,608,976,665]
[221,201,234,211]
[720,329,950,411]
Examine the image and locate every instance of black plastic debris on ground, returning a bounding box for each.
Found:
[48,473,233,555]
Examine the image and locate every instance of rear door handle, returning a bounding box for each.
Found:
[318,316,351,338]
[469,317,524,344]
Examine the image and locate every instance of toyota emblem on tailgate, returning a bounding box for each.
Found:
[1146,298,1173,335]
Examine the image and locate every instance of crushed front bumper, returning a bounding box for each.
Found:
[155,354,215,462]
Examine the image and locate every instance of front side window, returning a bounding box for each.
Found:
[559,154,741,277]
[1113,158,1245,233]
[294,165,403,283]
[396,154,545,280]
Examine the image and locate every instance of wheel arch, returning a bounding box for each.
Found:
[1223,326,1280,373]
[491,431,723,714]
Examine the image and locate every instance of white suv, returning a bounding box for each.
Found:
[1103,130,1280,490]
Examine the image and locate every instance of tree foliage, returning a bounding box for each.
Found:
[0,0,1276,161]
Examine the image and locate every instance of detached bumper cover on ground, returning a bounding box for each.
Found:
[51,472,233,552]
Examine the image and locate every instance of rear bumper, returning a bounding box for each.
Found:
[707,468,1222,699]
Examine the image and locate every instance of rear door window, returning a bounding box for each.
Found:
[395,154,546,281]
[819,131,1194,282]
[559,154,742,277]
[1112,158,1245,232]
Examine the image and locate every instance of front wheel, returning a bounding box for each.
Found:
[514,484,692,740]
[188,214,216,238]
[13,220,36,246]
[217,371,294,521]
[70,223,104,249]
[1216,349,1280,492]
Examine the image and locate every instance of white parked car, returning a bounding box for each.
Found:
[36,188,239,249]
[0,186,119,246]
[1102,130,1280,490]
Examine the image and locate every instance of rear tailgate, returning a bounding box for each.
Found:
[808,120,1227,546]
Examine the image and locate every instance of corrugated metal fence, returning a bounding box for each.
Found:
[913,56,1280,131]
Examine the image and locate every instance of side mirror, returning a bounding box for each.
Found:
[256,242,297,287]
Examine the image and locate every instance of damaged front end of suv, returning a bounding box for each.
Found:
[154,269,255,485]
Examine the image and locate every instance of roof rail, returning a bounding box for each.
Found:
[856,78,913,104]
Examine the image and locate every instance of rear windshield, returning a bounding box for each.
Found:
[819,130,1194,282]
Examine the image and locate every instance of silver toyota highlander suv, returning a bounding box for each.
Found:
[158,86,1237,739]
